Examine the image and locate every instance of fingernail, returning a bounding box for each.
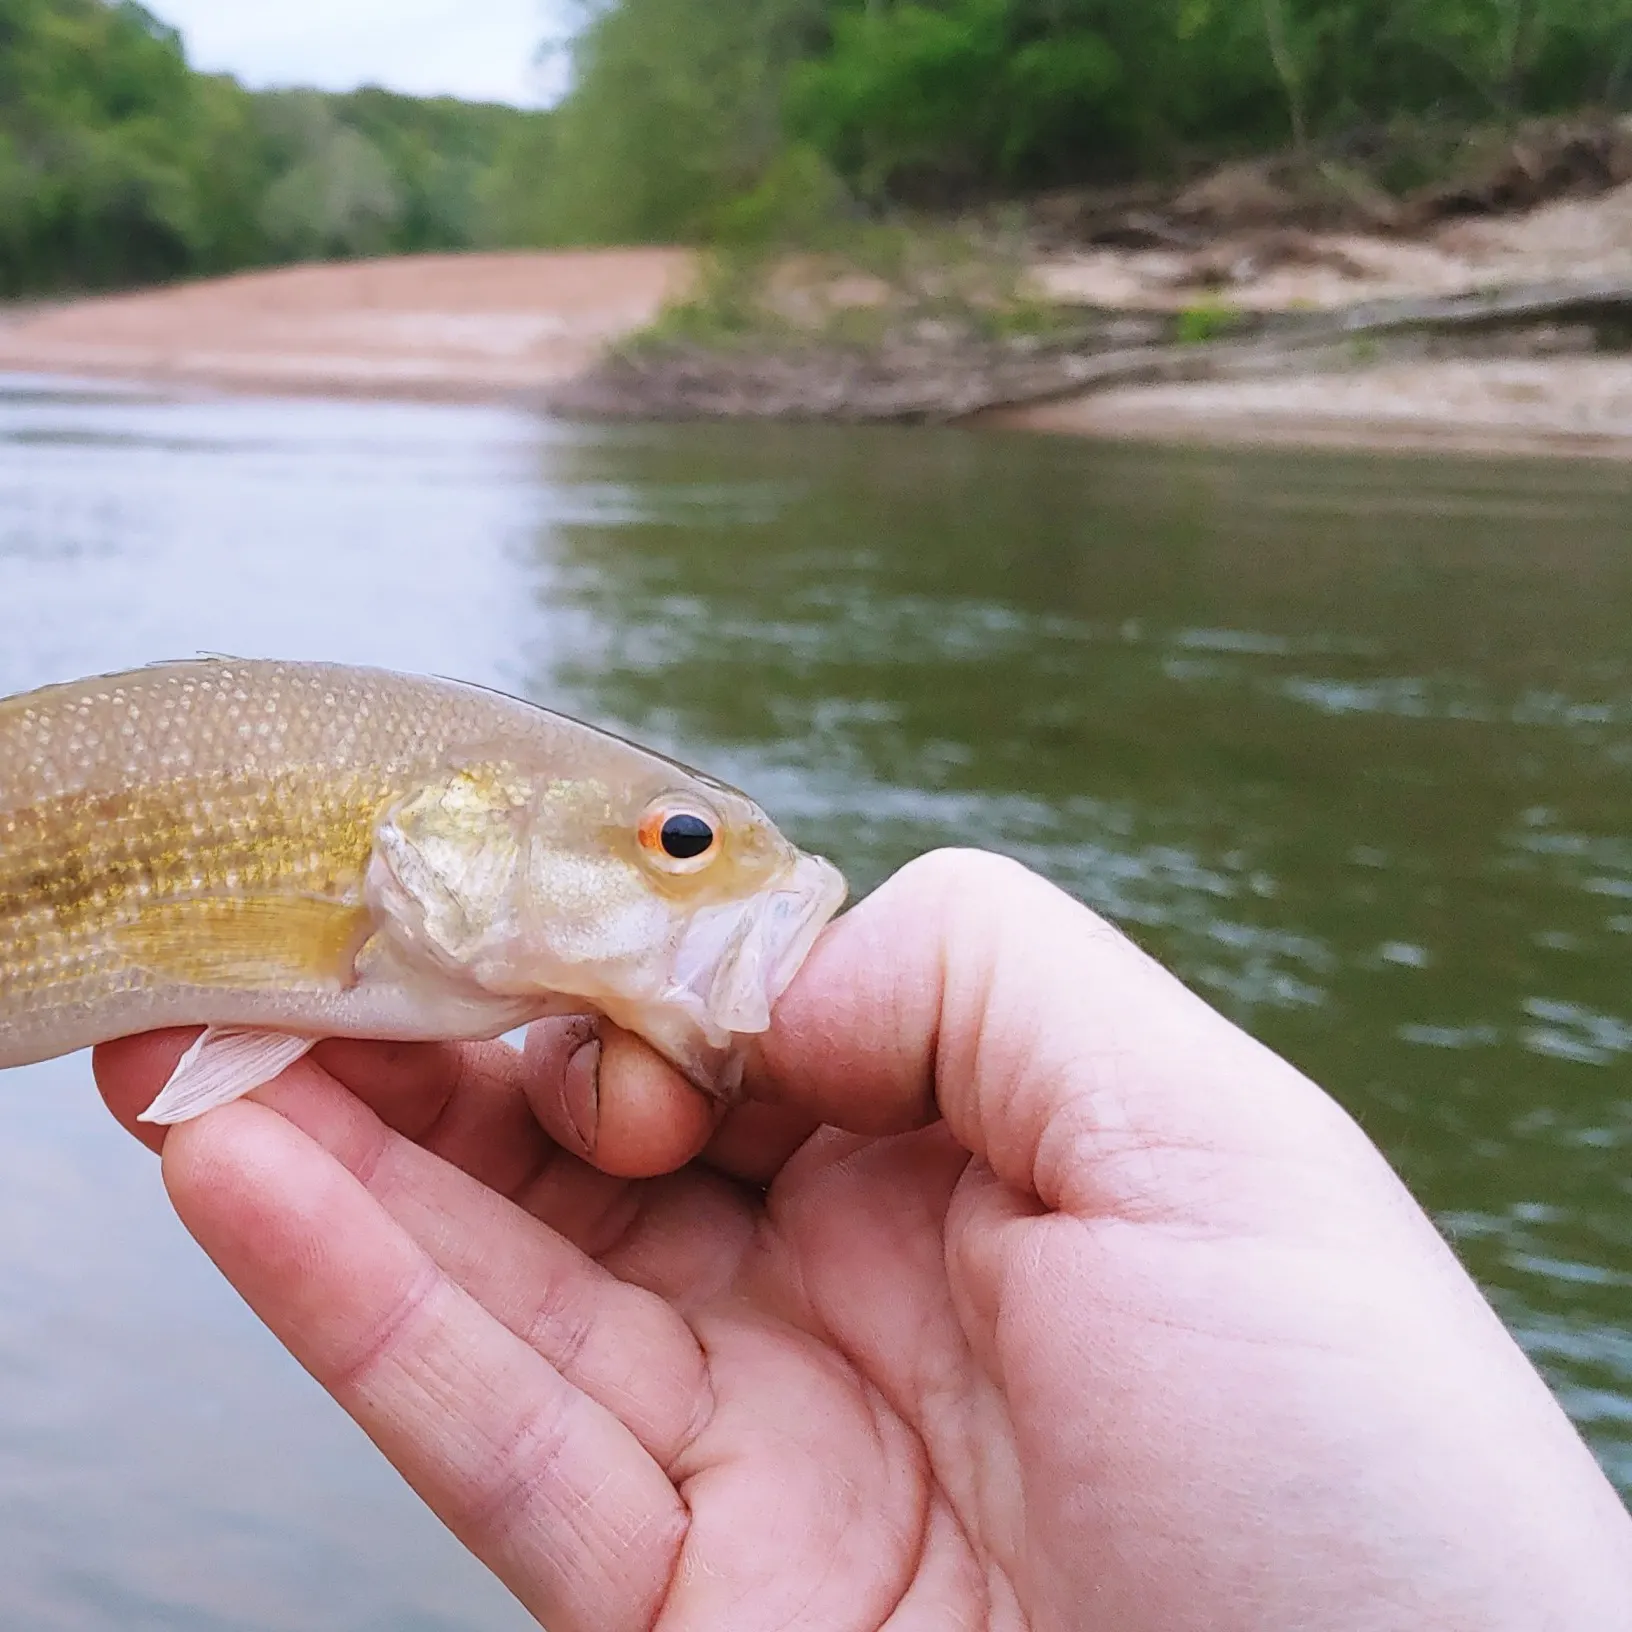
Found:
[562,1036,601,1157]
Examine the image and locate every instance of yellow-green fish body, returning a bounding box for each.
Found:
[0,659,845,1121]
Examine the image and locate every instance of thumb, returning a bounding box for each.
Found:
[748,847,1392,1230]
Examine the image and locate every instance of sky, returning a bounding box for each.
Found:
[142,0,563,107]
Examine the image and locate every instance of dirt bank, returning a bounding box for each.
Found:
[0,250,695,400]
[1026,157,1632,313]
[990,168,1632,456]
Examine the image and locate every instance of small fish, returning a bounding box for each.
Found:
[0,659,845,1123]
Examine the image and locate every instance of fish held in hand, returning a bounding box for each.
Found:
[0,659,845,1124]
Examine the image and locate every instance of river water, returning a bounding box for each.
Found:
[0,376,1627,1626]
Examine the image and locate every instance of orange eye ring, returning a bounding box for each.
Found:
[638,799,721,874]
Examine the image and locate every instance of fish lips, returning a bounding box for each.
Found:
[668,852,847,1045]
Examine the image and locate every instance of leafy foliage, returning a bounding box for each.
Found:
[543,0,1632,233]
[536,0,825,243]
[0,0,551,294]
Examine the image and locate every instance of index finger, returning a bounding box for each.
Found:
[94,1015,720,1185]
[159,1096,685,1632]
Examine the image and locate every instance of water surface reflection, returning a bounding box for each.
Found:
[0,384,1626,1629]
[530,422,1632,1493]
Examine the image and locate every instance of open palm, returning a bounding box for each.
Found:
[95,854,1632,1631]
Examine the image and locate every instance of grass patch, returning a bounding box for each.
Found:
[631,204,1078,356]
[1175,298,1240,345]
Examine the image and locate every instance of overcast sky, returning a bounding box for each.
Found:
[143,0,562,106]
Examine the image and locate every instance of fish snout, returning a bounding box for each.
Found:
[668,851,847,1042]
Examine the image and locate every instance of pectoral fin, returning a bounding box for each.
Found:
[116,896,374,989]
[137,1027,317,1125]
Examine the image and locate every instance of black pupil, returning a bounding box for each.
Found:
[659,812,715,860]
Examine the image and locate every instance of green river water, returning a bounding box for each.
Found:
[0,379,1626,1627]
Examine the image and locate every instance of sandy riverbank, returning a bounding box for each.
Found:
[2,243,1630,458]
[0,250,695,400]
[984,356,1632,459]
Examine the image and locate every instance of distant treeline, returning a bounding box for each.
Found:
[5,0,1632,293]
[0,0,552,294]
[542,0,1632,240]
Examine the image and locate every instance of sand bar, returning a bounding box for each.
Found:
[0,250,696,401]
[986,357,1632,459]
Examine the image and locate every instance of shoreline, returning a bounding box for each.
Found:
[979,355,1632,461]
[2,250,1630,461]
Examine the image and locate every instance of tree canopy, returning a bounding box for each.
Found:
[541,0,1632,238]
[3,0,1631,291]
[0,0,552,294]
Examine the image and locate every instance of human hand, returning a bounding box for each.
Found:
[96,851,1632,1630]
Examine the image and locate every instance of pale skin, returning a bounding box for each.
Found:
[94,850,1632,1630]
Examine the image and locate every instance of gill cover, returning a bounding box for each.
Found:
[364,765,670,997]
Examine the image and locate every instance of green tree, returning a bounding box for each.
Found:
[255,95,404,261]
[538,0,824,242]
[0,0,553,293]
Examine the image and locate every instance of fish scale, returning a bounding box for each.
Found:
[0,773,387,1007]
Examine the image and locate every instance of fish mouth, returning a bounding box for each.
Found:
[668,852,847,1048]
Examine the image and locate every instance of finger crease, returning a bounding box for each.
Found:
[658,1317,725,1485]
[508,1140,568,1207]
[325,1260,442,1394]
[412,1048,484,1150]
[520,1276,595,1377]
[450,1395,579,1555]
[346,1119,396,1194]
[664,1362,718,1484]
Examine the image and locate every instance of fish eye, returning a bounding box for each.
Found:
[660,812,714,858]
[638,799,721,874]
